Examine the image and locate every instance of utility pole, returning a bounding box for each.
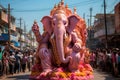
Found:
[88,19,90,27]
[24,22,26,48]
[83,13,85,20]
[104,0,108,49]
[89,8,92,40]
[90,8,92,27]
[24,22,26,34]
[8,4,11,47]
[18,18,22,50]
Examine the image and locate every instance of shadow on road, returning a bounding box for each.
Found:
[105,76,120,80]
[95,69,120,80]
[7,74,30,80]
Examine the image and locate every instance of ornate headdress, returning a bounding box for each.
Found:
[50,0,72,16]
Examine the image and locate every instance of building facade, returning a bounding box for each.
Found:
[93,14,115,48]
[0,5,18,48]
[113,2,120,48]
[115,2,120,34]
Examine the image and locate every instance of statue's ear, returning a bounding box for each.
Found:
[41,16,52,34]
[67,15,79,34]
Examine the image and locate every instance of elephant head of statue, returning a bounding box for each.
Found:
[41,8,79,64]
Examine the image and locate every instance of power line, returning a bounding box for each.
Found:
[69,0,101,8]
[11,0,100,13]
[109,9,114,13]
[107,0,119,13]
[13,8,51,12]
[109,0,118,7]
[68,0,95,7]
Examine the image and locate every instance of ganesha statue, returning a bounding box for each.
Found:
[30,0,93,80]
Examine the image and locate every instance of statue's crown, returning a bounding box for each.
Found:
[50,0,72,16]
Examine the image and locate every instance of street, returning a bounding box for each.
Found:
[3,69,120,80]
[0,0,120,80]
[3,72,30,80]
[94,69,120,80]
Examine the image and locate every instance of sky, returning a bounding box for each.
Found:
[1,0,119,33]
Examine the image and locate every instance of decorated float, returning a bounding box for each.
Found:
[30,0,94,80]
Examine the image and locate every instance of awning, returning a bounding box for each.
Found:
[11,40,20,47]
[0,33,9,41]
[10,43,20,51]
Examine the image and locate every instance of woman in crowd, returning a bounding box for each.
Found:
[21,53,28,72]
[14,51,21,73]
[9,51,16,75]
[117,51,120,75]
[27,51,33,72]
[2,51,9,76]
[90,51,96,68]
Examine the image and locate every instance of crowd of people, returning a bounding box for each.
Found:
[90,48,120,77]
[0,42,120,79]
[0,46,36,78]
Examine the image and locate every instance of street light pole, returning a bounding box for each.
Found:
[104,0,108,49]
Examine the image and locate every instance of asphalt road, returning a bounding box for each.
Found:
[2,72,30,80]
[2,69,120,80]
[94,69,120,80]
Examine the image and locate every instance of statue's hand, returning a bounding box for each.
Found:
[73,43,81,52]
[32,21,40,35]
[67,56,72,60]
[63,56,72,63]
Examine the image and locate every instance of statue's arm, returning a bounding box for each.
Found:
[41,32,50,43]
[32,22,43,43]
[34,32,42,43]
[71,32,82,52]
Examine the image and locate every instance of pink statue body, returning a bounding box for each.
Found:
[32,21,52,77]
[30,1,93,80]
